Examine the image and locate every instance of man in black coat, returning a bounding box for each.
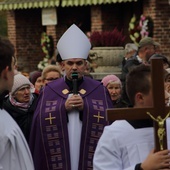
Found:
[121,37,160,106]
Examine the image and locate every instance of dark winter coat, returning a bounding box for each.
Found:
[3,93,38,142]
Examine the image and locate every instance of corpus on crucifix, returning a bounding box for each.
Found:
[107,58,170,152]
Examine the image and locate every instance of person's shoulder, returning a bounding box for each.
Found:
[0,109,21,134]
[123,58,141,74]
[118,98,130,108]
[0,109,14,121]
[2,95,9,105]
[42,78,64,92]
[84,76,101,86]
[30,93,39,109]
[104,120,134,135]
[125,56,140,66]
[32,92,39,99]
[48,77,64,86]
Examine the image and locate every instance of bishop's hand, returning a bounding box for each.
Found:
[65,94,84,111]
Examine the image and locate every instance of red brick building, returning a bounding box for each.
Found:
[0,0,169,72]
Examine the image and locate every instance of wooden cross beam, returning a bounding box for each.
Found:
[107,58,170,152]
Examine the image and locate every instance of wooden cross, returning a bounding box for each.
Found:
[107,58,170,151]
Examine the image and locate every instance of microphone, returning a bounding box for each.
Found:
[71,72,78,94]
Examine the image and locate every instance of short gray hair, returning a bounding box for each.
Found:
[125,43,138,53]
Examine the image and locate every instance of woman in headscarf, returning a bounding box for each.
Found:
[101,74,129,108]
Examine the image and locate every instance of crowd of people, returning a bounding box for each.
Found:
[1,23,170,170]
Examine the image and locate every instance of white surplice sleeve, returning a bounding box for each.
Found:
[93,120,135,170]
[93,120,154,170]
[0,109,34,170]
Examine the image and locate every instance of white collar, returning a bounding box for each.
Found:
[136,55,143,63]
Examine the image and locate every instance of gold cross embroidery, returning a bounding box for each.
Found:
[45,113,56,125]
[93,111,104,123]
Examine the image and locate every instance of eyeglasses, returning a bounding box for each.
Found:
[45,77,59,81]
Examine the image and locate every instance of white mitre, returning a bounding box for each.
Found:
[57,24,91,60]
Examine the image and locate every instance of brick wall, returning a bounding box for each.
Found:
[91,5,102,32]
[8,9,44,73]
[7,11,17,55]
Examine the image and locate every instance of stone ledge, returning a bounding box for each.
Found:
[91,72,122,81]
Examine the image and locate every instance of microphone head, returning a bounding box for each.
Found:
[71,72,78,80]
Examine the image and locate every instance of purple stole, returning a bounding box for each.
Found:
[29,77,113,170]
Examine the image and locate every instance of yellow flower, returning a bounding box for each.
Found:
[129,23,135,30]
[134,32,140,38]
[131,15,136,22]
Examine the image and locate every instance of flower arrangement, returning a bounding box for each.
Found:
[37,32,54,70]
[89,27,126,47]
[128,14,154,44]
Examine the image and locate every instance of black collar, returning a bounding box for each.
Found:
[65,77,83,92]
[128,119,153,129]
